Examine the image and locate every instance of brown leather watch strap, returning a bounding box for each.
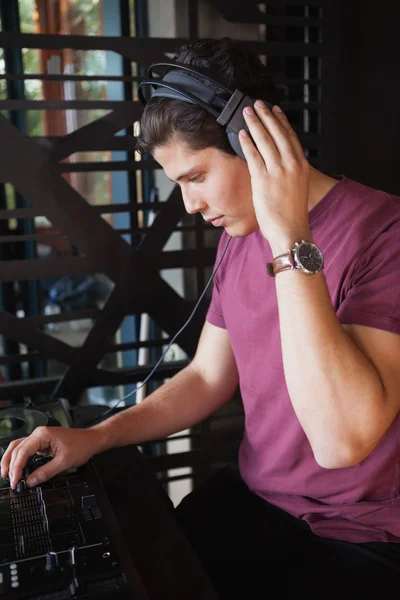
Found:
[266,250,294,277]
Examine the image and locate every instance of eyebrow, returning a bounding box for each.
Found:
[167,166,202,183]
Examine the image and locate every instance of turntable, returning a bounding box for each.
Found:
[0,398,72,446]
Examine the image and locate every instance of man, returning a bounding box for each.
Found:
[2,38,400,597]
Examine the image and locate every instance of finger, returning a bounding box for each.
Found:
[9,430,50,488]
[1,438,24,479]
[254,101,299,161]
[271,105,306,162]
[242,106,280,168]
[26,455,65,488]
[238,129,267,178]
[9,438,36,488]
[36,449,51,456]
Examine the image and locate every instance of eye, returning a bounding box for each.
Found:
[188,174,203,183]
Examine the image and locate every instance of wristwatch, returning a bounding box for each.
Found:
[266,240,324,277]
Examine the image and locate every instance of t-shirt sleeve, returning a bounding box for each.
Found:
[337,228,400,335]
[205,234,227,329]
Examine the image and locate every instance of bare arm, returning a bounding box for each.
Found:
[1,322,238,487]
[92,322,239,450]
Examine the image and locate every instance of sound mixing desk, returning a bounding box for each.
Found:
[0,458,146,599]
[0,404,218,599]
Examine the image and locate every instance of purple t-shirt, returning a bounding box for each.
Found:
[206,176,400,543]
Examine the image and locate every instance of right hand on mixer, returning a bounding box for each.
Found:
[0,426,104,488]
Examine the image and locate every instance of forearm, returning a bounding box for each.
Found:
[90,364,230,453]
[271,238,385,468]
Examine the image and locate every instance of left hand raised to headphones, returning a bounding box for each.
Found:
[239,100,312,256]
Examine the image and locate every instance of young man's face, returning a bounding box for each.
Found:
[153,138,258,237]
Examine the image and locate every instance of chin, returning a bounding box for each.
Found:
[225,220,258,238]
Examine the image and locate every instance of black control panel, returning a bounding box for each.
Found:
[0,402,217,599]
[0,457,147,599]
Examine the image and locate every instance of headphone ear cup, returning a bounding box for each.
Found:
[227,131,246,160]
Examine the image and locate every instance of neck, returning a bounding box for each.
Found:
[308,167,340,212]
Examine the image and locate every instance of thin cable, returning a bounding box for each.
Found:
[82,235,232,428]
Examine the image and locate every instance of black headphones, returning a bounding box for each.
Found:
[137,60,273,160]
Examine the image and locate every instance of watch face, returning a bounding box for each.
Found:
[297,242,323,273]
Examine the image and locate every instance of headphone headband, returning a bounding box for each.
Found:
[137,59,272,159]
[146,60,234,96]
[138,71,224,117]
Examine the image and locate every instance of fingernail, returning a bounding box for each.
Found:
[27,477,37,488]
[255,100,265,108]
[244,106,254,115]
[273,105,282,112]
[239,129,249,137]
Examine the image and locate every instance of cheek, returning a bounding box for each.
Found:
[227,174,253,212]
[207,165,253,213]
[238,170,253,197]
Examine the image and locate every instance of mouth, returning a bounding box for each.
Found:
[206,216,224,227]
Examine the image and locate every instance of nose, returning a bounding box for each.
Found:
[181,188,207,215]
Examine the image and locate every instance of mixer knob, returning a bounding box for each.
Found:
[45,551,58,572]
[16,480,27,494]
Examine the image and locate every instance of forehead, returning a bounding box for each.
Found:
[153,141,240,182]
[153,141,209,180]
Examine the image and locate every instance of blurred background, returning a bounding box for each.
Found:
[0,0,398,505]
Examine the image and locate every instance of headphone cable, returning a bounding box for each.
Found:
[82,235,232,428]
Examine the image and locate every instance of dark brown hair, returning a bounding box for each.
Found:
[136,37,280,157]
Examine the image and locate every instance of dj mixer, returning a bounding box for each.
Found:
[0,403,147,599]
